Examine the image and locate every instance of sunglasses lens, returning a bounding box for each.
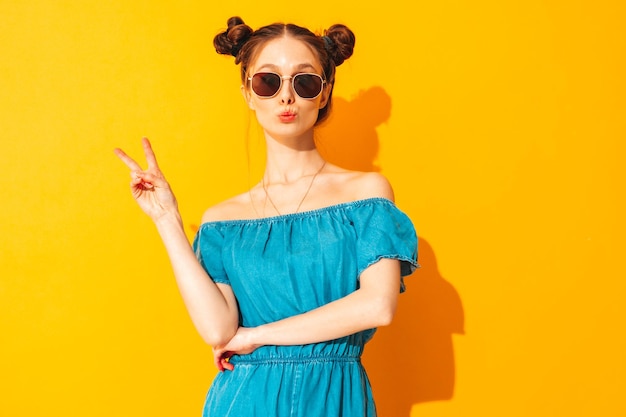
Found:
[251,73,281,97]
[293,74,323,98]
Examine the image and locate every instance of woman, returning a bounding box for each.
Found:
[115,16,417,417]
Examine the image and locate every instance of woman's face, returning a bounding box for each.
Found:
[243,36,330,143]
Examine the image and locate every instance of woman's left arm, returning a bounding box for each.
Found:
[214,258,401,371]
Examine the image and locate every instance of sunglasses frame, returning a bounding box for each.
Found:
[247,72,326,99]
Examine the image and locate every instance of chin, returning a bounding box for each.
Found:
[268,121,315,138]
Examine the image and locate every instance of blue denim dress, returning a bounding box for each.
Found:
[193,198,418,417]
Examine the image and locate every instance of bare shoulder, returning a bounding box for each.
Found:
[324,165,395,202]
[200,192,255,224]
[349,171,395,201]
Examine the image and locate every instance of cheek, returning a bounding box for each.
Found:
[318,85,332,109]
[298,102,323,126]
[250,98,271,115]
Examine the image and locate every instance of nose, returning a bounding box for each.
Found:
[278,75,295,104]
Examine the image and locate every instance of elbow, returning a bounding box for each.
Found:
[374,308,396,327]
[190,309,239,347]
[201,331,234,348]
[198,325,237,347]
[370,298,398,327]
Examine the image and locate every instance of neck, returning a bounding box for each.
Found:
[260,158,327,216]
[263,134,325,184]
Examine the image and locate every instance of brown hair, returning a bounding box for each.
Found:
[213,16,356,125]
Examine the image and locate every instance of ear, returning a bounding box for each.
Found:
[318,83,332,109]
[241,85,255,110]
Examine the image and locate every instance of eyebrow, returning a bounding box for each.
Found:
[255,63,319,73]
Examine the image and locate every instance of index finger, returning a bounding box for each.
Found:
[142,137,160,170]
[113,147,143,172]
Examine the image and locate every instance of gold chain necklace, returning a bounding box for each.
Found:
[261,161,327,216]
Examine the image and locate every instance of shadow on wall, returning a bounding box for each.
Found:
[316,86,390,172]
[364,238,465,416]
[319,86,465,416]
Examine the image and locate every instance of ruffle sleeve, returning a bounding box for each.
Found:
[350,199,418,291]
[192,223,230,286]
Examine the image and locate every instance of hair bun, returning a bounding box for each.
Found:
[323,24,356,66]
[213,16,253,59]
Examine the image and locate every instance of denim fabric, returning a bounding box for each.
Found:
[192,198,418,417]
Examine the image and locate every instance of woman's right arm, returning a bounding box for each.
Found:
[114,138,239,347]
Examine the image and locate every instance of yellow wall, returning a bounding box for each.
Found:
[1,1,624,416]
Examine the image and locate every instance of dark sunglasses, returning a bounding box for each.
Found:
[248,72,326,99]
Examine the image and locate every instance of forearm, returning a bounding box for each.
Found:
[250,259,401,347]
[256,291,394,346]
[154,212,238,345]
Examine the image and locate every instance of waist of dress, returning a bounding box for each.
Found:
[229,354,362,365]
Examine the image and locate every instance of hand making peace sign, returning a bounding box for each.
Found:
[114,138,178,221]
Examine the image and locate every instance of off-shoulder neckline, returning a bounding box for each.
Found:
[198,197,397,228]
